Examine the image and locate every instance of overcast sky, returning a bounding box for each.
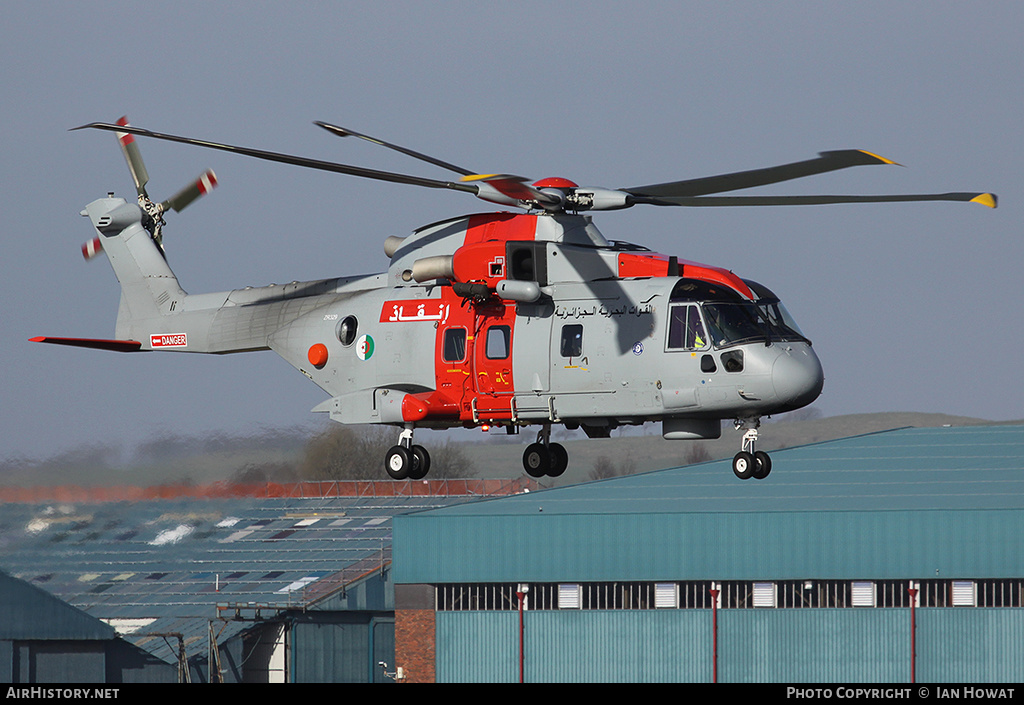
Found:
[3,1,1021,462]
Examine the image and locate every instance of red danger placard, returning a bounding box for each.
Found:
[150,333,187,348]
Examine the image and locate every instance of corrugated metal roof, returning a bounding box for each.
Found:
[0,569,116,641]
[407,426,1024,516]
[394,425,1024,583]
[0,492,472,663]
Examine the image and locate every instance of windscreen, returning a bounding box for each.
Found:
[702,299,807,348]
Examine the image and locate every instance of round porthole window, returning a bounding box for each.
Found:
[337,315,358,346]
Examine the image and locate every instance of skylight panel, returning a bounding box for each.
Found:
[150,524,194,546]
[220,528,255,543]
[102,618,156,635]
[276,576,319,594]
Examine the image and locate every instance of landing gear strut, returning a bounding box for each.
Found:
[732,418,771,480]
[522,424,569,478]
[384,425,431,480]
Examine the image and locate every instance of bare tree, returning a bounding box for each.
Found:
[300,425,474,480]
[683,442,712,465]
[423,438,473,479]
[588,455,637,481]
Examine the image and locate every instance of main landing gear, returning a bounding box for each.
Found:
[732,418,771,480]
[384,426,431,480]
[522,424,569,478]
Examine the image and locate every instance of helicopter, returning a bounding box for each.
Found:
[32,118,997,481]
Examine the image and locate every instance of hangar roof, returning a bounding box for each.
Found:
[410,425,1024,516]
[0,481,522,663]
[393,425,1024,584]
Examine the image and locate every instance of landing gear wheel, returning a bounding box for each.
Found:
[408,445,431,480]
[752,451,772,480]
[732,451,755,480]
[385,445,412,480]
[548,443,569,477]
[523,443,550,478]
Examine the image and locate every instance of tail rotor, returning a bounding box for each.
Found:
[79,116,217,259]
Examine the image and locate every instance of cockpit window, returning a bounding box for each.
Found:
[669,277,808,348]
[703,303,765,347]
[667,304,709,350]
[760,300,806,340]
[703,300,807,348]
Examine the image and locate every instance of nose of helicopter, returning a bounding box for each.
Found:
[771,345,824,409]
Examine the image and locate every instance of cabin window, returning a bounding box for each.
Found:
[667,304,708,350]
[560,324,583,357]
[336,315,358,346]
[507,242,547,285]
[485,326,511,360]
[442,328,467,362]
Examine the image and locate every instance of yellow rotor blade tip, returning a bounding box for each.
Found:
[858,150,901,166]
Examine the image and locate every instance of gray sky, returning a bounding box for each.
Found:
[3,1,1021,461]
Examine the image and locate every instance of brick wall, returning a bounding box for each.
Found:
[395,609,435,683]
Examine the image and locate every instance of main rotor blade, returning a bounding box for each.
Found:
[73,122,479,196]
[623,150,899,199]
[115,116,150,198]
[315,121,475,176]
[460,174,563,207]
[634,192,998,208]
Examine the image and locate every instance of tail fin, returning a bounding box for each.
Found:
[83,196,186,341]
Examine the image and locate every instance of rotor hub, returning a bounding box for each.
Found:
[532,177,578,189]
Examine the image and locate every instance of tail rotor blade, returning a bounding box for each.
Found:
[161,169,218,213]
[115,116,150,198]
[81,236,104,260]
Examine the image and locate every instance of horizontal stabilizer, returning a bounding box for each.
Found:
[29,336,143,353]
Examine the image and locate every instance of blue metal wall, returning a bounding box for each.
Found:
[436,608,1024,683]
[397,510,1024,584]
[917,608,1024,683]
[290,615,395,683]
[719,609,907,682]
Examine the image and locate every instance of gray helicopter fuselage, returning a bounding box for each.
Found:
[77,198,823,441]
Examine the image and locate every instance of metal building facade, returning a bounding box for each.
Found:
[0,571,175,683]
[394,426,1024,682]
[432,600,1024,683]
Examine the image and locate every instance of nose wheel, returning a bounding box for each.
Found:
[522,425,569,478]
[732,419,771,480]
